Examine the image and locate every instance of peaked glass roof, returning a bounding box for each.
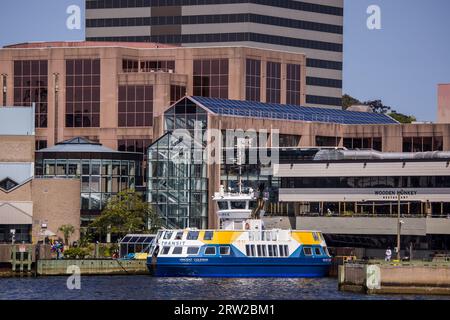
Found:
[189,96,399,125]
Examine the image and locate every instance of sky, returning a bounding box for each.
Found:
[1,0,449,121]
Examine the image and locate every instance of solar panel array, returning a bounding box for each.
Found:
[190,96,399,125]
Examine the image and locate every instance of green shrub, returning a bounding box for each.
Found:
[63,247,89,259]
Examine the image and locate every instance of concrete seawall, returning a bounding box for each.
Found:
[37,259,148,276]
[339,262,450,295]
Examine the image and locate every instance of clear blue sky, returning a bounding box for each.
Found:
[1,0,449,121]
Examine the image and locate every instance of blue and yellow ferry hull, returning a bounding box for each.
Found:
[148,257,331,278]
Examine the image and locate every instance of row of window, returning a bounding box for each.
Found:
[86,0,343,16]
[306,77,342,89]
[160,245,230,256]
[245,244,289,257]
[87,32,343,52]
[306,58,342,71]
[162,230,214,241]
[281,176,450,189]
[122,59,175,73]
[87,13,342,34]
[306,95,342,107]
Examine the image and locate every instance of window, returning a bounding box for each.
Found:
[230,201,246,210]
[219,246,230,255]
[35,140,47,150]
[175,231,183,240]
[118,85,153,127]
[185,247,198,255]
[0,178,19,191]
[266,61,281,103]
[187,231,199,240]
[257,245,262,257]
[122,59,139,72]
[403,137,444,152]
[204,246,216,255]
[312,232,319,241]
[245,59,261,101]
[163,231,173,240]
[261,245,267,257]
[316,136,340,147]
[13,60,48,128]
[141,60,175,73]
[314,247,322,256]
[268,245,274,257]
[286,64,301,105]
[278,134,301,147]
[172,247,183,254]
[170,85,186,104]
[193,59,228,98]
[343,137,383,151]
[161,246,171,255]
[203,231,214,240]
[303,247,313,256]
[65,59,100,128]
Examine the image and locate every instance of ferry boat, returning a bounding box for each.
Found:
[147,186,332,277]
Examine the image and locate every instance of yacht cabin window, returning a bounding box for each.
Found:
[217,201,228,210]
[163,231,173,240]
[314,247,322,256]
[219,246,230,255]
[303,247,313,256]
[204,247,216,255]
[175,231,183,240]
[187,231,199,240]
[172,247,183,254]
[204,231,214,240]
[161,246,171,255]
[230,201,246,210]
[187,247,200,255]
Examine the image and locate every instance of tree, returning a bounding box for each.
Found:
[363,99,391,114]
[90,190,162,237]
[58,224,75,246]
[342,94,361,109]
[388,111,417,124]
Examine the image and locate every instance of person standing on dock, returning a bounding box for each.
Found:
[385,247,392,262]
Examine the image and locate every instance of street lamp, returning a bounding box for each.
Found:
[396,193,404,261]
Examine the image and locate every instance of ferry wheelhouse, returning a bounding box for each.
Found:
[147,187,331,277]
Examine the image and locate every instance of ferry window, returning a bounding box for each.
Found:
[161,246,171,255]
[204,247,216,255]
[257,245,262,256]
[251,245,256,257]
[220,246,230,255]
[187,247,199,255]
[262,246,267,257]
[312,232,319,241]
[303,247,313,256]
[231,201,246,209]
[204,231,214,240]
[314,247,322,256]
[175,231,183,240]
[172,247,183,255]
[218,201,228,210]
[163,231,173,240]
[268,245,274,257]
[279,245,285,257]
[187,231,199,240]
[273,245,278,257]
[284,245,289,257]
[245,245,251,256]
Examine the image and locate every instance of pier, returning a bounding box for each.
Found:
[339,261,450,295]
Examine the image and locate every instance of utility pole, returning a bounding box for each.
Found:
[397,193,401,261]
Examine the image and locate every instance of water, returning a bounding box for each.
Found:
[0,276,449,300]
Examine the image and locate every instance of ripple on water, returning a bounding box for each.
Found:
[0,276,449,300]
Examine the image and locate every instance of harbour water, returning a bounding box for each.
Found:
[1,276,449,300]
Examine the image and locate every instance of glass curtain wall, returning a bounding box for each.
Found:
[148,99,208,229]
